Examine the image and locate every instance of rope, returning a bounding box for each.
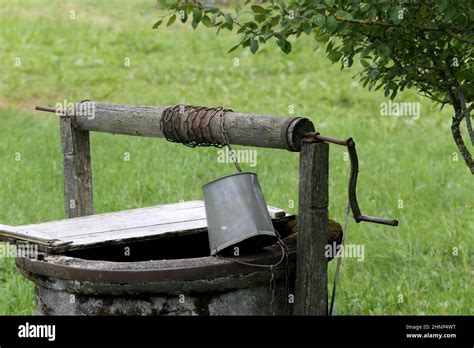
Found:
[213,238,286,269]
[329,201,351,316]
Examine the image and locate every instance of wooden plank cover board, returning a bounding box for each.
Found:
[0,201,288,253]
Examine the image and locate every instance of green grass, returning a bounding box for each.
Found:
[0,0,472,315]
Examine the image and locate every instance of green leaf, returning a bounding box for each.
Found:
[327,49,342,63]
[425,21,439,30]
[368,80,375,91]
[314,13,325,27]
[180,11,188,23]
[235,3,243,15]
[270,16,280,26]
[374,81,384,91]
[302,22,312,35]
[251,5,268,14]
[377,44,390,59]
[368,7,377,19]
[360,3,371,12]
[202,15,212,27]
[324,0,335,7]
[192,8,202,23]
[167,14,176,26]
[390,87,398,100]
[211,13,218,25]
[390,7,403,24]
[157,0,168,10]
[277,38,292,54]
[336,10,352,20]
[456,14,468,28]
[224,13,234,30]
[247,22,258,30]
[444,6,457,21]
[325,16,337,32]
[216,23,223,36]
[326,40,334,53]
[369,68,378,80]
[228,44,241,54]
[438,0,448,12]
[237,25,247,34]
[255,14,267,23]
[250,38,259,54]
[152,20,163,29]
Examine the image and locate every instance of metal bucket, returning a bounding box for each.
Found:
[203,172,277,256]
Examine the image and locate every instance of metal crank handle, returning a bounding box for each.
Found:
[305,132,399,227]
[355,215,398,226]
[346,138,398,227]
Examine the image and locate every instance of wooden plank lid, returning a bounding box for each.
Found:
[0,201,289,253]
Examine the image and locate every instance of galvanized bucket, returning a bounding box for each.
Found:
[203,172,277,256]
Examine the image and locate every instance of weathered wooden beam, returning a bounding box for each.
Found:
[59,116,93,218]
[71,102,314,151]
[295,140,329,315]
[0,224,55,246]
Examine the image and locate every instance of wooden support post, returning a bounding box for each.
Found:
[295,140,329,315]
[59,116,93,218]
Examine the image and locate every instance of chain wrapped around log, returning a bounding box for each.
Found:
[36,101,314,152]
[159,105,233,148]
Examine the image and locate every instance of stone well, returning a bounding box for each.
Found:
[16,240,296,316]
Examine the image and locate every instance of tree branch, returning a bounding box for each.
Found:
[466,105,474,146]
[444,70,474,173]
[334,16,474,44]
[449,66,474,147]
[444,28,474,45]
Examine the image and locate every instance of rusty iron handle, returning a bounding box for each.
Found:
[305,132,398,227]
